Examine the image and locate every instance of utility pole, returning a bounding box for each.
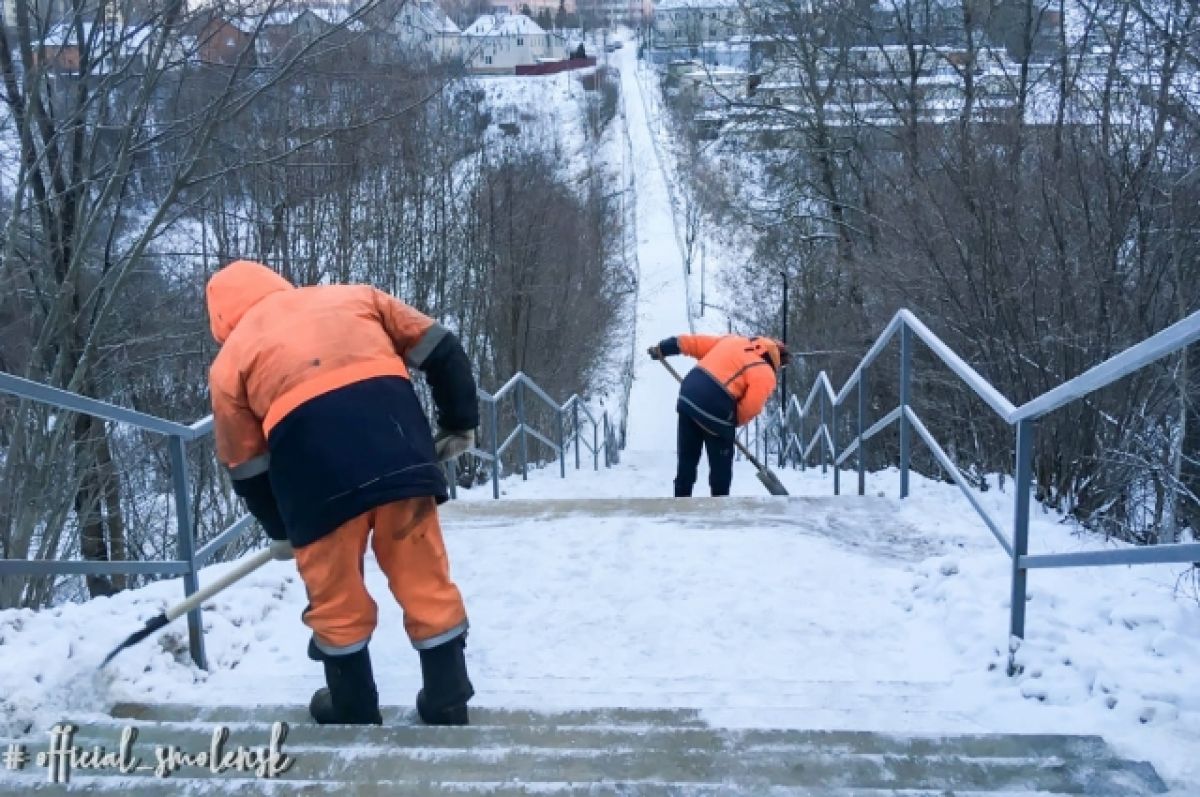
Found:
[778,270,788,468]
[779,269,789,405]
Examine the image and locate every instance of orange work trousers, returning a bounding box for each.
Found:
[293,496,468,654]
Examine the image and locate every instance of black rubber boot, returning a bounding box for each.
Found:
[307,642,383,726]
[415,633,474,726]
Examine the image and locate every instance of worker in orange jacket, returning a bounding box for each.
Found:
[207,260,477,726]
[649,334,789,496]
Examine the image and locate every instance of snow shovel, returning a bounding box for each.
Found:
[100,546,278,668]
[658,358,790,496]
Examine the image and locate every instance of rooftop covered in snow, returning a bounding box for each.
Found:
[655,0,743,11]
[462,14,547,37]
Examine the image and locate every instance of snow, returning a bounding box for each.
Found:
[449,456,1200,791]
[655,0,741,10]
[3,462,1198,789]
[1,27,1199,796]
[409,2,461,35]
[473,68,606,183]
[462,14,548,37]
[619,42,697,455]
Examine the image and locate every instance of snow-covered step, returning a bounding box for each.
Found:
[3,780,1159,796]
[0,704,1167,795]
[442,495,951,560]
[443,495,903,531]
[110,703,708,728]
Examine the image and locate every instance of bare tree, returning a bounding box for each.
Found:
[0,0,397,606]
[665,0,1200,544]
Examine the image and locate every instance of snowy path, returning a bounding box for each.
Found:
[617,43,695,455]
[4,463,1198,789]
[613,45,771,490]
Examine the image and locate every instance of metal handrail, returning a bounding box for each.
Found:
[1010,312,1200,422]
[458,371,616,500]
[1,367,618,670]
[0,371,200,439]
[773,306,1200,673]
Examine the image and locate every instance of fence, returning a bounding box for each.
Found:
[514,57,597,77]
[0,370,614,670]
[763,308,1200,673]
[448,373,619,500]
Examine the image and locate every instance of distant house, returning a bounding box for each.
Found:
[33,22,158,75]
[390,0,462,61]
[256,6,366,65]
[486,0,575,19]
[652,0,746,49]
[195,17,256,67]
[586,0,645,26]
[461,14,566,73]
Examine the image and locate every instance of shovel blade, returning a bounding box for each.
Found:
[756,467,790,496]
[100,613,170,669]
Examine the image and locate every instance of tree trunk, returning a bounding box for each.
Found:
[73,414,116,599]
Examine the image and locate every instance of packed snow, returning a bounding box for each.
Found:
[1,28,1198,796]
[620,42,696,455]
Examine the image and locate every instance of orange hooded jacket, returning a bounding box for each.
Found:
[207,260,473,547]
[208,260,443,470]
[662,334,778,434]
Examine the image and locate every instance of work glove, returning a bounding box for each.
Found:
[647,344,663,360]
[269,540,294,561]
[434,429,475,462]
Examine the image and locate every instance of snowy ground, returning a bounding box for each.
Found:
[617,39,697,455]
[1,27,1199,797]
[2,462,1198,791]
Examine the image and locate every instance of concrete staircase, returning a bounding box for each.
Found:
[0,702,1168,795]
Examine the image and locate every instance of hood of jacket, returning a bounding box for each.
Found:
[206,260,294,344]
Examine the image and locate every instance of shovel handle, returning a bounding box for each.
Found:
[165,547,276,622]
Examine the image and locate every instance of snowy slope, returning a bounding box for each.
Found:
[617,42,698,455]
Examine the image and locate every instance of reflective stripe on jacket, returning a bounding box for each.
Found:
[670,334,777,435]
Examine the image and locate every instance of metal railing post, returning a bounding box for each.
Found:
[490,399,500,500]
[603,411,611,467]
[831,397,840,496]
[447,460,457,500]
[168,435,207,670]
[593,418,600,471]
[573,400,581,470]
[819,392,827,475]
[798,402,806,471]
[516,381,529,481]
[857,367,867,496]
[777,408,787,470]
[1008,419,1035,675]
[558,408,566,479]
[899,324,912,499]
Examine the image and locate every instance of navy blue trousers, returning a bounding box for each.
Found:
[674,414,733,497]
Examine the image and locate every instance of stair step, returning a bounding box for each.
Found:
[110,703,708,728]
[0,776,1136,797]
[0,704,1167,796]
[32,748,1156,793]
[73,717,1113,761]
